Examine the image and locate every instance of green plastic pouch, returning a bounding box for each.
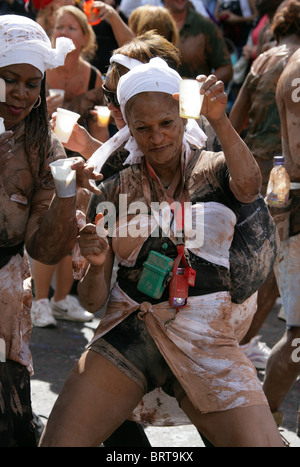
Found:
[137,251,174,299]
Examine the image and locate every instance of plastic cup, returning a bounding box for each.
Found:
[49,158,77,198]
[0,78,6,102]
[49,89,65,99]
[179,79,204,119]
[96,105,111,127]
[54,108,80,143]
[83,0,101,25]
[0,117,5,133]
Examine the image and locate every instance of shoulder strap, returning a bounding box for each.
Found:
[88,65,98,90]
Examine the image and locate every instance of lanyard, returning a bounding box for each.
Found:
[145,160,196,308]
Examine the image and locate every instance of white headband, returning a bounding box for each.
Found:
[0,15,75,75]
[109,53,144,70]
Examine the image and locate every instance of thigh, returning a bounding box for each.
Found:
[180,396,284,447]
[40,350,144,447]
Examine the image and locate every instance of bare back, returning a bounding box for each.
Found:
[276,48,300,181]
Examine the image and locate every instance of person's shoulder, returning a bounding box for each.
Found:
[188,7,216,29]
[277,49,300,105]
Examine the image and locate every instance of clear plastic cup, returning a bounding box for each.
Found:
[0,77,6,102]
[49,89,65,99]
[179,79,204,119]
[0,117,5,133]
[54,108,80,143]
[95,105,111,127]
[49,158,77,198]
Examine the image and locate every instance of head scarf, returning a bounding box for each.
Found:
[88,57,207,171]
[0,15,75,76]
[117,57,182,124]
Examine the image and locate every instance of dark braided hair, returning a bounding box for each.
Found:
[24,73,52,186]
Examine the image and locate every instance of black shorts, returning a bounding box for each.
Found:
[89,311,185,403]
[0,360,36,447]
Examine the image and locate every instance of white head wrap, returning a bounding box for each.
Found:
[0,15,75,75]
[88,57,207,171]
[117,57,182,123]
[109,53,144,70]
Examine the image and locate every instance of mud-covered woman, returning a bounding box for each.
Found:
[0,15,101,446]
[40,58,283,447]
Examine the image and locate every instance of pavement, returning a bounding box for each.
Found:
[29,295,300,448]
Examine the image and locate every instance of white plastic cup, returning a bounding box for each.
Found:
[54,108,80,143]
[49,89,65,99]
[0,117,5,133]
[49,158,77,198]
[179,79,204,119]
[95,105,111,127]
[0,78,6,102]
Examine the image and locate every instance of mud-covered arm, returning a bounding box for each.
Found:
[199,75,261,203]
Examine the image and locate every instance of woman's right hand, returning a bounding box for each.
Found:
[78,223,109,267]
[51,113,102,159]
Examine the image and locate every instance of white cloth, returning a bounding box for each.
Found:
[110,53,143,70]
[0,15,75,75]
[117,57,182,123]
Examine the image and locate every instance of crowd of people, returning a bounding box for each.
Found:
[0,0,299,447]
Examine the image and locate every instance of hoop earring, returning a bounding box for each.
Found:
[33,95,42,109]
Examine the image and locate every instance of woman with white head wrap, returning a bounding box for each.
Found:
[40,57,283,447]
[0,15,102,447]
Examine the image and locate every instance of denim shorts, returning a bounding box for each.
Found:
[89,311,185,403]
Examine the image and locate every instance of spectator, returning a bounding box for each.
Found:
[39,58,282,448]
[164,0,233,83]
[214,0,258,55]
[35,0,76,37]
[88,0,135,75]
[128,4,179,45]
[31,4,107,328]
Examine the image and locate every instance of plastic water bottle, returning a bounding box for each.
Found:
[266,156,290,207]
[72,210,87,280]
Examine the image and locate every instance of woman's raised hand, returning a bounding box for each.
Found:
[196,74,227,122]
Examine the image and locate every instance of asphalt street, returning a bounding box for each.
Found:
[29,295,300,447]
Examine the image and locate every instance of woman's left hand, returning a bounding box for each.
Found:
[197,74,228,123]
[70,157,103,194]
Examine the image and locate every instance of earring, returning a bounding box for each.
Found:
[33,95,42,109]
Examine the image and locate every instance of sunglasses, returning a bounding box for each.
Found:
[102,84,120,108]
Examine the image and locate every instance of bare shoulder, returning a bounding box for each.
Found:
[277,49,300,108]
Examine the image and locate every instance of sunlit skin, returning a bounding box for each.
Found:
[0,64,42,130]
